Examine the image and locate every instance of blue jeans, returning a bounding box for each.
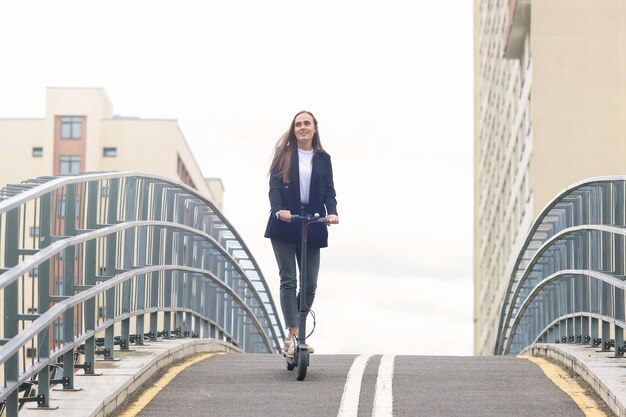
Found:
[271,239,320,330]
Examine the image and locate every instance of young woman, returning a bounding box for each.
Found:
[264,110,339,354]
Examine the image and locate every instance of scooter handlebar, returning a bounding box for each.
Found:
[274,212,328,223]
[290,213,327,223]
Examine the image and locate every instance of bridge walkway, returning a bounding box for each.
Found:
[17,338,623,417]
[125,353,587,417]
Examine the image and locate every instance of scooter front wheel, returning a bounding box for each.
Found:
[296,349,309,381]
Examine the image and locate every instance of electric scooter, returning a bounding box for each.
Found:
[284,213,327,381]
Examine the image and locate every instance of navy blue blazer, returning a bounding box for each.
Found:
[264,148,338,248]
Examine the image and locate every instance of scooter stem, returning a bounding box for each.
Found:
[298,219,309,345]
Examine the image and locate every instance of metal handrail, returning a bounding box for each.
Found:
[0,264,266,403]
[0,171,282,343]
[0,220,272,330]
[0,172,283,417]
[499,224,626,347]
[495,176,626,355]
[531,312,626,346]
[504,269,626,353]
[0,264,270,366]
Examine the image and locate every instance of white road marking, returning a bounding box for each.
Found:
[372,355,395,417]
[337,354,373,417]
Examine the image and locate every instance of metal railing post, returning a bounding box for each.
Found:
[84,181,98,373]
[163,188,176,338]
[135,179,149,345]
[225,266,234,338]
[121,177,137,350]
[62,184,77,389]
[4,208,20,417]
[201,279,210,338]
[36,192,53,406]
[104,179,119,359]
[149,183,164,341]
[174,195,185,336]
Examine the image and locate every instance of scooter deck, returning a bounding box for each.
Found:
[284,353,294,364]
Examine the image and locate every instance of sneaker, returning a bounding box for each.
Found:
[287,342,314,355]
[283,333,295,354]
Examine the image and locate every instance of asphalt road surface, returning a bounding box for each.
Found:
[123,353,590,417]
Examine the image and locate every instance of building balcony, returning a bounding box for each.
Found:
[503,0,530,60]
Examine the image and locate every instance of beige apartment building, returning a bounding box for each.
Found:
[0,87,223,210]
[0,88,224,363]
[474,1,626,355]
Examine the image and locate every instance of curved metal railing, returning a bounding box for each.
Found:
[0,172,283,416]
[495,176,626,355]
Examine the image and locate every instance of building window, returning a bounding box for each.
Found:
[103,147,117,157]
[56,195,81,218]
[177,155,196,189]
[30,226,40,237]
[32,147,43,157]
[59,156,81,174]
[53,320,63,342]
[60,117,82,139]
[57,196,66,218]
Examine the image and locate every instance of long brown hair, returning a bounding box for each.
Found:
[269,111,325,183]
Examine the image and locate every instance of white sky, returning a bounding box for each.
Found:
[0,1,474,355]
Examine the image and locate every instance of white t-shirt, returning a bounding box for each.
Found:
[298,148,315,204]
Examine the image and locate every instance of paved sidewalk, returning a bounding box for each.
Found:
[522,343,626,417]
[19,338,240,417]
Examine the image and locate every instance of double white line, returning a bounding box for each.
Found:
[337,354,396,417]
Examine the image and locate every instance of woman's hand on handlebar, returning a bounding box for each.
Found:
[275,210,292,222]
[276,211,339,225]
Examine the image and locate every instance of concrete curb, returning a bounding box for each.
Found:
[20,338,242,417]
[521,343,626,417]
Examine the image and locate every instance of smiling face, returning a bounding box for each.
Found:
[293,112,316,150]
